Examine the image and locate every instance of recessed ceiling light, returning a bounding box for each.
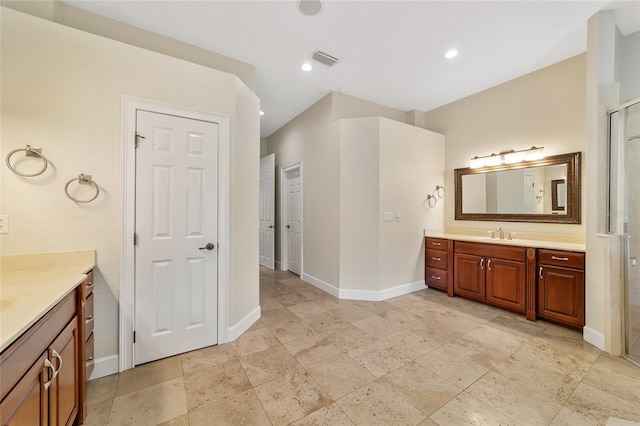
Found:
[444,49,459,59]
[301,63,313,72]
[259,110,265,116]
[298,0,322,16]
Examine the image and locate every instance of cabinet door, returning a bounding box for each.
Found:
[49,318,79,426]
[538,265,585,328]
[0,352,48,426]
[454,253,485,301]
[486,258,525,313]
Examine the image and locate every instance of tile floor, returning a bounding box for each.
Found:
[84,268,640,425]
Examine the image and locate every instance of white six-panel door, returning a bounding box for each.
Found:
[259,154,275,269]
[135,110,218,365]
[287,169,302,275]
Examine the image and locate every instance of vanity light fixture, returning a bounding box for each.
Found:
[470,146,545,168]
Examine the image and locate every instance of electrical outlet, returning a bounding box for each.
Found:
[396,212,401,222]
[0,214,8,234]
[383,212,393,222]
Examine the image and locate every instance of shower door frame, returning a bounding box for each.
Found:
[608,96,640,366]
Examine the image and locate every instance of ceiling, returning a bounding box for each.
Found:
[63,1,640,137]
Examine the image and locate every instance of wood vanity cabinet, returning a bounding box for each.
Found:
[77,270,94,423]
[0,292,79,426]
[424,237,454,296]
[454,241,527,313]
[537,249,585,329]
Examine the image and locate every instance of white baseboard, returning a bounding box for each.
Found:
[302,272,340,298]
[302,273,426,302]
[88,354,119,380]
[341,280,426,302]
[583,326,605,350]
[226,305,261,342]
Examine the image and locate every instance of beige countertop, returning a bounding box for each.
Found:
[424,230,586,252]
[0,250,95,352]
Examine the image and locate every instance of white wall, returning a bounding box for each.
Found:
[424,54,587,236]
[0,7,259,369]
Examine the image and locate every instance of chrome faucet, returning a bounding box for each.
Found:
[496,227,504,240]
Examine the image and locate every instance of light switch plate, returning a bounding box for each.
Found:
[0,214,8,234]
[383,212,393,222]
[396,212,401,222]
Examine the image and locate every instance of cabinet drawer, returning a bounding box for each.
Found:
[84,293,94,338]
[85,333,94,378]
[455,241,525,262]
[538,249,584,269]
[426,249,448,270]
[81,270,94,301]
[425,267,447,290]
[425,238,448,249]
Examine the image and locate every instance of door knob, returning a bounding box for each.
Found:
[199,243,215,251]
[268,225,274,229]
[286,225,290,229]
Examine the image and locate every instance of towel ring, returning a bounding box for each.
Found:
[65,174,100,203]
[424,185,445,209]
[6,145,48,177]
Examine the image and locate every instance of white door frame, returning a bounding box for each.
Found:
[280,162,303,274]
[119,96,230,372]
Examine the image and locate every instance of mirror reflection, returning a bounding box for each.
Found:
[461,164,567,215]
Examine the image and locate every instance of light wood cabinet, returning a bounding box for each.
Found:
[453,241,527,313]
[1,270,92,426]
[537,249,585,329]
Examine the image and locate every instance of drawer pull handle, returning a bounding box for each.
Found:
[539,266,543,279]
[431,242,441,246]
[86,315,94,321]
[43,358,56,390]
[86,282,94,288]
[431,276,441,280]
[480,258,484,269]
[431,257,442,261]
[488,259,492,270]
[87,356,94,362]
[551,256,569,261]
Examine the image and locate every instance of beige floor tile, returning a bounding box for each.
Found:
[183,359,252,411]
[582,362,640,405]
[350,300,396,314]
[378,329,438,360]
[84,399,113,426]
[408,311,480,347]
[282,334,343,368]
[376,308,425,327]
[446,327,526,370]
[430,392,517,426]
[115,356,183,397]
[335,381,426,425]
[239,345,306,386]
[486,313,547,340]
[306,352,375,399]
[353,315,404,338]
[381,362,462,415]
[181,343,237,375]
[108,377,187,426]
[273,292,312,307]
[260,306,302,326]
[301,311,351,334]
[246,319,267,332]
[188,389,271,426]
[268,319,319,344]
[288,301,327,318]
[313,296,353,310]
[159,414,189,426]
[231,327,281,357]
[534,329,601,365]
[330,304,375,323]
[254,372,332,425]
[594,353,640,381]
[417,418,440,426]
[466,371,562,426]
[290,403,355,426]
[321,324,376,352]
[511,338,595,375]
[260,296,284,312]
[493,355,583,403]
[549,407,601,426]
[347,340,411,377]
[416,343,489,389]
[87,374,119,405]
[565,382,640,424]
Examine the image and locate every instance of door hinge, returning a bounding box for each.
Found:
[134,133,146,148]
[134,233,138,245]
[133,331,136,344]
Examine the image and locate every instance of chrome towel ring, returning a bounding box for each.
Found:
[424,185,445,208]
[65,174,100,203]
[6,145,48,177]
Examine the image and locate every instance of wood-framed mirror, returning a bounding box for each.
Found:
[454,152,581,224]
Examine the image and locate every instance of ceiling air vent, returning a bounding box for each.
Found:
[312,50,339,66]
